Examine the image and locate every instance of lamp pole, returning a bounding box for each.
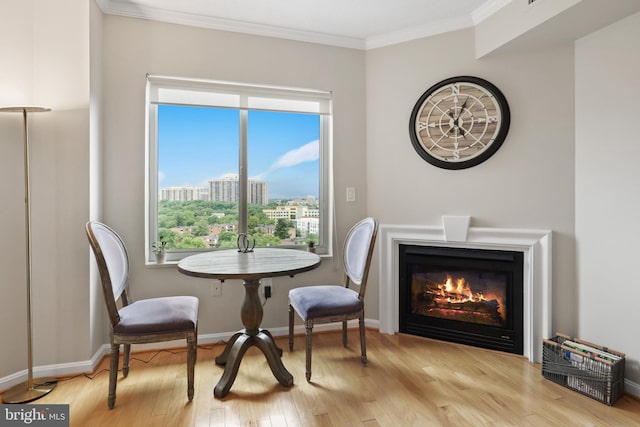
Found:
[0,106,56,403]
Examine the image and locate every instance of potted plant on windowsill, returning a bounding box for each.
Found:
[152,241,167,264]
[307,241,316,253]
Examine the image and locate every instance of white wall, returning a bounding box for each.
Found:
[365,28,576,332]
[0,0,91,381]
[476,0,640,60]
[101,16,368,336]
[475,0,580,57]
[575,11,640,386]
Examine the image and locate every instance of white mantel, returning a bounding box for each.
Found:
[378,217,552,363]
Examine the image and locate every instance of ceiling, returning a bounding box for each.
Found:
[96,0,509,50]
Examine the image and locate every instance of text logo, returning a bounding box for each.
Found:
[0,405,69,427]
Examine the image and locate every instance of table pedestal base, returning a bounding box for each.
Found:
[213,279,293,398]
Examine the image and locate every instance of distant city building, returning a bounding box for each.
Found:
[198,187,209,200]
[209,177,238,203]
[159,186,211,201]
[304,207,320,217]
[296,217,319,237]
[160,186,203,201]
[209,223,237,234]
[263,205,298,221]
[263,204,319,221]
[262,205,320,221]
[208,176,268,205]
[249,180,269,205]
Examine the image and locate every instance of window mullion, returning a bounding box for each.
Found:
[238,108,248,234]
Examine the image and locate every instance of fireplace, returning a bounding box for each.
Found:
[378,219,552,363]
[399,245,523,354]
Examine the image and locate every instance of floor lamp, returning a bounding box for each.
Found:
[0,106,56,403]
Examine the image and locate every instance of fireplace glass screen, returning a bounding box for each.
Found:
[399,245,523,354]
[411,269,508,328]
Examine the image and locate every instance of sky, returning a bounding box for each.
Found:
[158,105,320,199]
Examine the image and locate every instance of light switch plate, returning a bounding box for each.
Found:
[346,187,356,202]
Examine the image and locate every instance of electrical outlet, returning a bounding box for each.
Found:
[212,282,222,297]
[262,278,272,299]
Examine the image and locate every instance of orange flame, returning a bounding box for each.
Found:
[434,275,505,320]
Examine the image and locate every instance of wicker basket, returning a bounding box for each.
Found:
[542,333,625,405]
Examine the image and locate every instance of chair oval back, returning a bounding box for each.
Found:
[343,217,378,296]
[86,221,130,327]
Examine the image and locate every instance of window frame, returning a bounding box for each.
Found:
[145,75,333,264]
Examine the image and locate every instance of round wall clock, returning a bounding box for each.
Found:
[409,76,510,170]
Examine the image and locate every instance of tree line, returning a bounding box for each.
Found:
[157,200,317,249]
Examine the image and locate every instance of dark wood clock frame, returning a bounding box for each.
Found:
[409,76,511,170]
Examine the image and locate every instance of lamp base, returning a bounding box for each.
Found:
[1,378,56,404]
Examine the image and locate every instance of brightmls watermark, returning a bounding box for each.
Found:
[0,405,68,426]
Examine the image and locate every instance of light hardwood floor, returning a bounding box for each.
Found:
[7,330,640,426]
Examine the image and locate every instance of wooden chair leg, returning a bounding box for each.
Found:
[187,333,196,401]
[194,326,198,362]
[108,343,120,409]
[122,344,131,377]
[305,322,313,381]
[342,320,348,347]
[288,304,294,351]
[359,316,367,366]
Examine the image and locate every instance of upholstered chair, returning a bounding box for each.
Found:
[288,217,378,381]
[86,221,199,409]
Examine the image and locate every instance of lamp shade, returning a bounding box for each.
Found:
[0,106,51,113]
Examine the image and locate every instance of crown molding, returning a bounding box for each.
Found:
[96,0,509,51]
[366,15,474,50]
[95,0,366,49]
[472,0,512,25]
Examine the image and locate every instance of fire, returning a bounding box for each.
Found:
[437,276,486,303]
[433,275,505,320]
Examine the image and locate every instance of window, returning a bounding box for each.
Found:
[145,75,333,263]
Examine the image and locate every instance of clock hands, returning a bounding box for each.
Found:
[447,96,467,120]
[457,96,469,119]
[446,96,471,137]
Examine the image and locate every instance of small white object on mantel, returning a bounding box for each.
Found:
[442,215,471,242]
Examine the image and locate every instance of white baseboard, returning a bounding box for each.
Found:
[0,344,110,392]
[625,378,640,398]
[3,318,637,402]
[0,320,378,392]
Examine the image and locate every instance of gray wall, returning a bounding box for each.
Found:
[365,28,576,331]
[101,15,368,337]
[0,0,91,379]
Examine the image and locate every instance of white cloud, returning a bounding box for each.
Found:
[254,139,319,180]
[272,139,319,169]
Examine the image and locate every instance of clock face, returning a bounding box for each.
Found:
[409,76,510,170]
